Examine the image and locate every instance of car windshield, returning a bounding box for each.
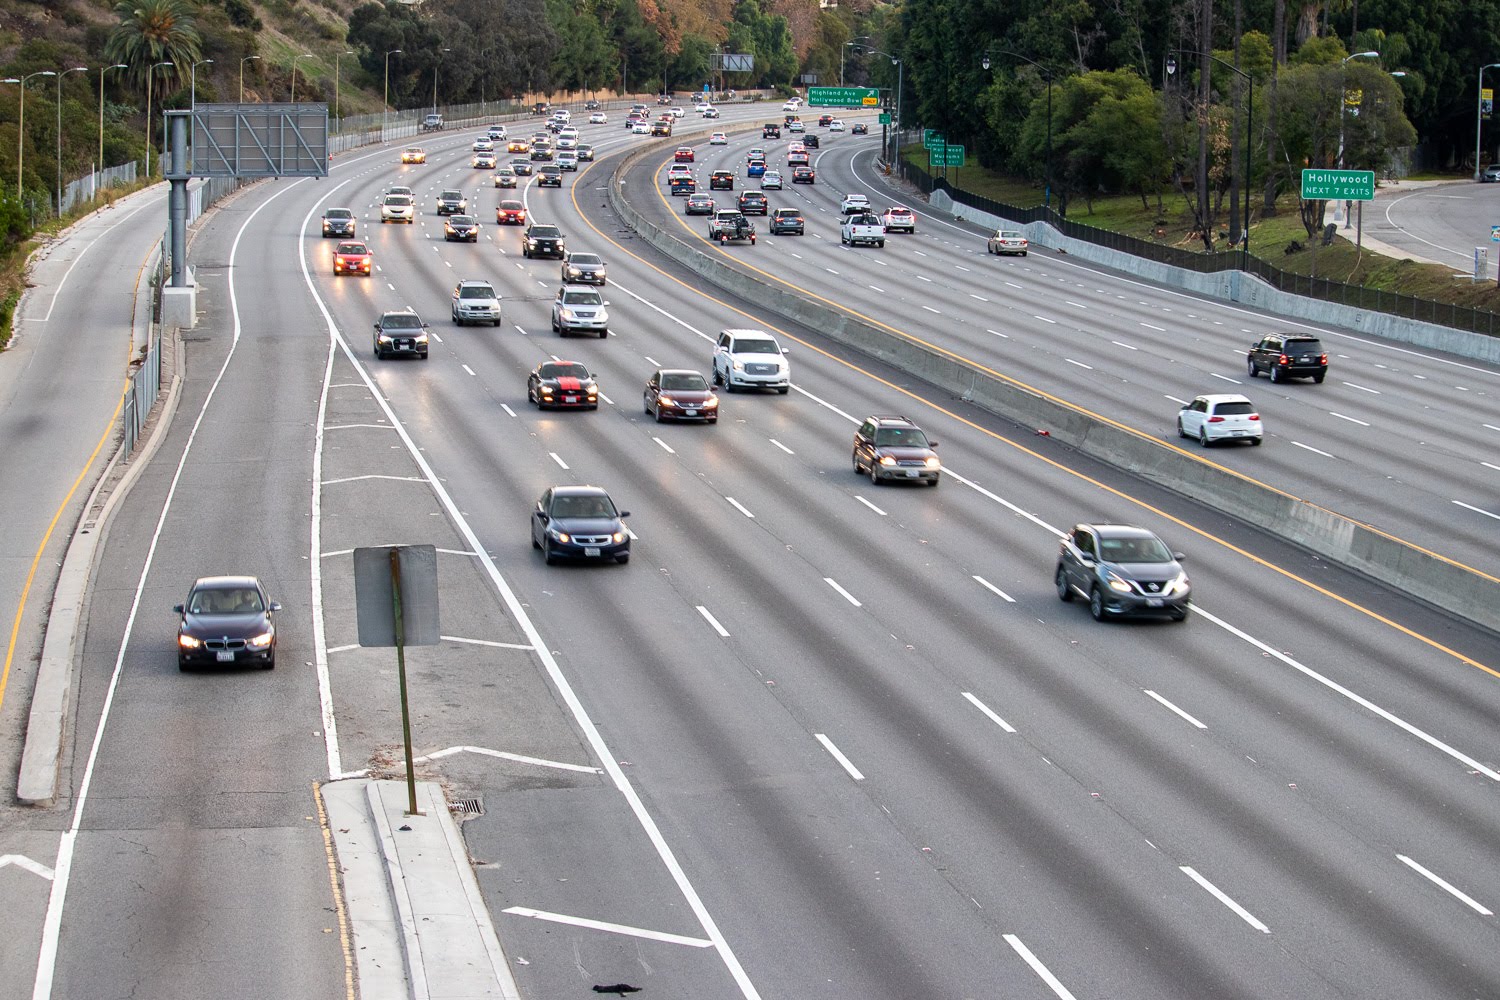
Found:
[450,216,474,225]
[337,243,368,255]
[543,362,590,379]
[384,195,411,206]
[735,339,778,354]
[382,313,421,330]
[660,372,707,391]
[1099,535,1173,563]
[500,201,522,211]
[1215,401,1256,415]
[441,191,461,200]
[563,291,602,305]
[551,494,616,518]
[189,587,263,615]
[874,427,929,447]
[531,227,561,238]
[459,285,495,299]
[570,254,602,266]
[325,209,351,219]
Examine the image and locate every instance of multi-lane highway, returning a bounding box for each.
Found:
[3,101,1499,1000]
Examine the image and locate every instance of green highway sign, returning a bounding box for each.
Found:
[1300,168,1375,201]
[923,129,944,148]
[808,86,880,107]
[879,112,891,124]
[931,144,965,167]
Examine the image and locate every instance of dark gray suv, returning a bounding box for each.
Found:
[852,415,940,486]
[1247,333,1327,383]
[1055,524,1190,622]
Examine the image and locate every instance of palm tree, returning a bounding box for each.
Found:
[104,0,202,93]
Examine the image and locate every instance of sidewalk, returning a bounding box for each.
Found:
[322,779,523,1000]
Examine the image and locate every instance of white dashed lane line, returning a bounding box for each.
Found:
[770,438,795,454]
[815,734,865,780]
[1065,359,1093,370]
[962,692,1017,733]
[1343,381,1381,394]
[697,605,731,637]
[824,578,862,607]
[987,329,1010,339]
[1111,341,1138,351]
[1145,689,1208,729]
[1140,322,1166,331]
[1329,412,1369,426]
[1453,500,1500,520]
[972,576,1015,602]
[1210,373,1242,385]
[725,497,755,518]
[1291,442,1334,458]
[855,496,886,516]
[1034,315,1057,324]
[549,452,569,469]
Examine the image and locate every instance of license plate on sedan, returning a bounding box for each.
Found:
[685,409,697,417]
[906,470,920,478]
[217,650,235,662]
[564,395,577,403]
[1146,598,1164,607]
[585,547,601,557]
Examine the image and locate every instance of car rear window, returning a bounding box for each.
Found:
[1286,339,1324,353]
[1215,401,1256,415]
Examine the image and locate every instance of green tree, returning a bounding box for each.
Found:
[103,0,202,93]
[547,0,618,90]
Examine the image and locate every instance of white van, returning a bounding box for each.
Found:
[712,329,790,393]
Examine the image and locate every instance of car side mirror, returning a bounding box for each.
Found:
[929,440,939,448]
[172,603,184,614]
[373,323,380,331]
[269,602,282,612]
[619,510,631,518]
[537,512,549,523]
[1173,553,1187,562]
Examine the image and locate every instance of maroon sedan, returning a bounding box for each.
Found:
[643,368,719,423]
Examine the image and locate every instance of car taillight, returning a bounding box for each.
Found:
[1319,354,1328,363]
[1278,353,1290,364]
[1249,414,1260,420]
[1207,416,1224,423]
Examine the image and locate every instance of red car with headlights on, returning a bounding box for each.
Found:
[496,200,527,225]
[332,240,372,276]
[643,368,719,423]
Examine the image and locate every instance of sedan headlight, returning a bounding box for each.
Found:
[247,630,274,649]
[178,633,202,649]
[657,395,676,408]
[1106,572,1134,594]
[1162,572,1190,596]
[878,455,897,467]
[703,397,719,408]
[611,531,627,543]
[924,457,941,469]
[548,528,571,543]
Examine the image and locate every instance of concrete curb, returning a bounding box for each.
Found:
[607,143,1500,637]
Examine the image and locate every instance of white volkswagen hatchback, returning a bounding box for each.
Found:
[1177,394,1263,446]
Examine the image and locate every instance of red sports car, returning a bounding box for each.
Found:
[527,360,599,410]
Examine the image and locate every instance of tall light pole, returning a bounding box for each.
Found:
[334,49,354,125]
[4,70,56,198]
[56,66,88,214]
[1336,50,1379,227]
[1475,62,1500,180]
[432,47,451,114]
[841,36,870,87]
[98,63,126,197]
[983,49,1055,210]
[190,58,212,107]
[290,52,314,104]
[849,46,902,168]
[146,60,172,177]
[384,48,401,137]
[239,54,259,103]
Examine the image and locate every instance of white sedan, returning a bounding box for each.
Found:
[632,121,649,134]
[829,119,846,132]
[709,132,728,145]
[1177,394,1264,446]
[588,111,608,124]
[472,138,494,152]
[761,170,783,190]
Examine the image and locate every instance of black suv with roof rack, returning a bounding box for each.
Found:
[852,415,941,486]
[522,223,566,259]
[1246,333,1328,383]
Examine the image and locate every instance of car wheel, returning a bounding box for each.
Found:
[1246,357,1257,377]
[1169,608,1188,622]
[599,329,607,339]
[1251,436,1263,446]
[1270,365,1283,383]
[262,657,275,670]
[1089,587,1106,622]
[615,553,630,565]
[543,541,558,565]
[777,386,788,394]
[179,660,192,672]
[1055,565,1073,602]
[870,464,880,485]
[1177,418,1188,439]
[1020,251,1028,256]
[927,475,939,487]
[1313,374,1326,384]
[878,241,885,248]
[1199,427,1210,447]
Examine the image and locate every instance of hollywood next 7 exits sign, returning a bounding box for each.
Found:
[1300,168,1375,201]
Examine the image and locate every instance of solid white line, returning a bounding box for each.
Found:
[697,605,731,638]
[962,692,1016,733]
[972,575,1015,602]
[440,635,535,650]
[549,451,569,469]
[824,577,862,606]
[1003,935,1078,1000]
[1144,689,1208,729]
[1180,866,1269,932]
[815,733,865,780]
[461,363,476,376]
[1210,372,1243,384]
[418,746,599,774]
[1191,606,1500,780]
[322,474,425,485]
[1291,441,1334,458]
[1140,322,1166,331]
[32,176,307,1000]
[502,906,714,947]
[36,197,157,322]
[1064,359,1092,370]
[1452,499,1500,520]
[1329,412,1369,426]
[0,854,55,880]
[1396,855,1494,915]
[725,497,755,518]
[855,495,886,515]
[653,436,676,454]
[769,438,795,454]
[1342,381,1381,394]
[326,643,360,654]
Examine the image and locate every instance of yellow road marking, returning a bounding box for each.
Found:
[314,782,359,1000]
[568,138,1497,677]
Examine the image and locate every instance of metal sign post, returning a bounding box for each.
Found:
[389,550,419,815]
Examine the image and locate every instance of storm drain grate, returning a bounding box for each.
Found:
[448,797,484,816]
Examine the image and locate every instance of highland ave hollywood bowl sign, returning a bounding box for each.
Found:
[1299,168,1375,201]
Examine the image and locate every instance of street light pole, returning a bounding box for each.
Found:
[4,70,56,198]
[982,50,1055,210]
[841,37,870,87]
[146,60,172,177]
[433,48,451,114]
[190,58,212,107]
[291,53,314,104]
[384,49,402,138]
[56,66,88,215]
[239,54,259,103]
[334,50,354,125]
[1336,50,1379,227]
[1475,62,1500,180]
[98,63,126,198]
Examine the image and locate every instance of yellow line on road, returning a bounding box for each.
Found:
[314,782,359,1000]
[569,148,1498,679]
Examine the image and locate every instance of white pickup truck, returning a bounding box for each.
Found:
[840,212,886,248]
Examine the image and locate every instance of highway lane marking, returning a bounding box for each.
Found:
[1343,381,1381,394]
[1291,442,1334,458]
[1144,690,1208,729]
[971,576,1016,602]
[1065,359,1092,370]
[697,605,731,637]
[653,436,676,454]
[502,906,714,947]
[1329,412,1369,426]
[440,635,536,650]
[461,363,476,376]
[1003,935,1079,1000]
[549,451,569,469]
[970,294,990,302]
[917,274,933,282]
[922,305,941,314]
[500,403,517,417]
[867,284,884,292]
[855,495,886,515]
[1034,315,1057,324]
[1111,340,1138,350]
[824,577,862,607]
[1165,395,1189,405]
[1140,322,1167,331]
[962,692,1017,732]
[986,329,1010,338]
[1180,866,1269,932]
[770,438,795,454]
[1396,855,1494,915]
[1484,424,1500,433]
[725,497,755,518]
[815,734,865,780]
[1005,281,1023,288]
[323,474,424,485]
[1066,301,1088,309]
[1210,372,1243,384]
[1482,461,1500,472]
[1452,499,1500,520]
[31,195,158,322]
[0,854,55,880]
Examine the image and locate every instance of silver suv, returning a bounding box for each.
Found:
[451,280,502,327]
[711,329,790,393]
[551,285,610,338]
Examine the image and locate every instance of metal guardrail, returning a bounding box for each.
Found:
[900,158,1500,338]
[123,322,161,456]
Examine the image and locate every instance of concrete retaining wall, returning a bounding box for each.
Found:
[610,145,1500,636]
